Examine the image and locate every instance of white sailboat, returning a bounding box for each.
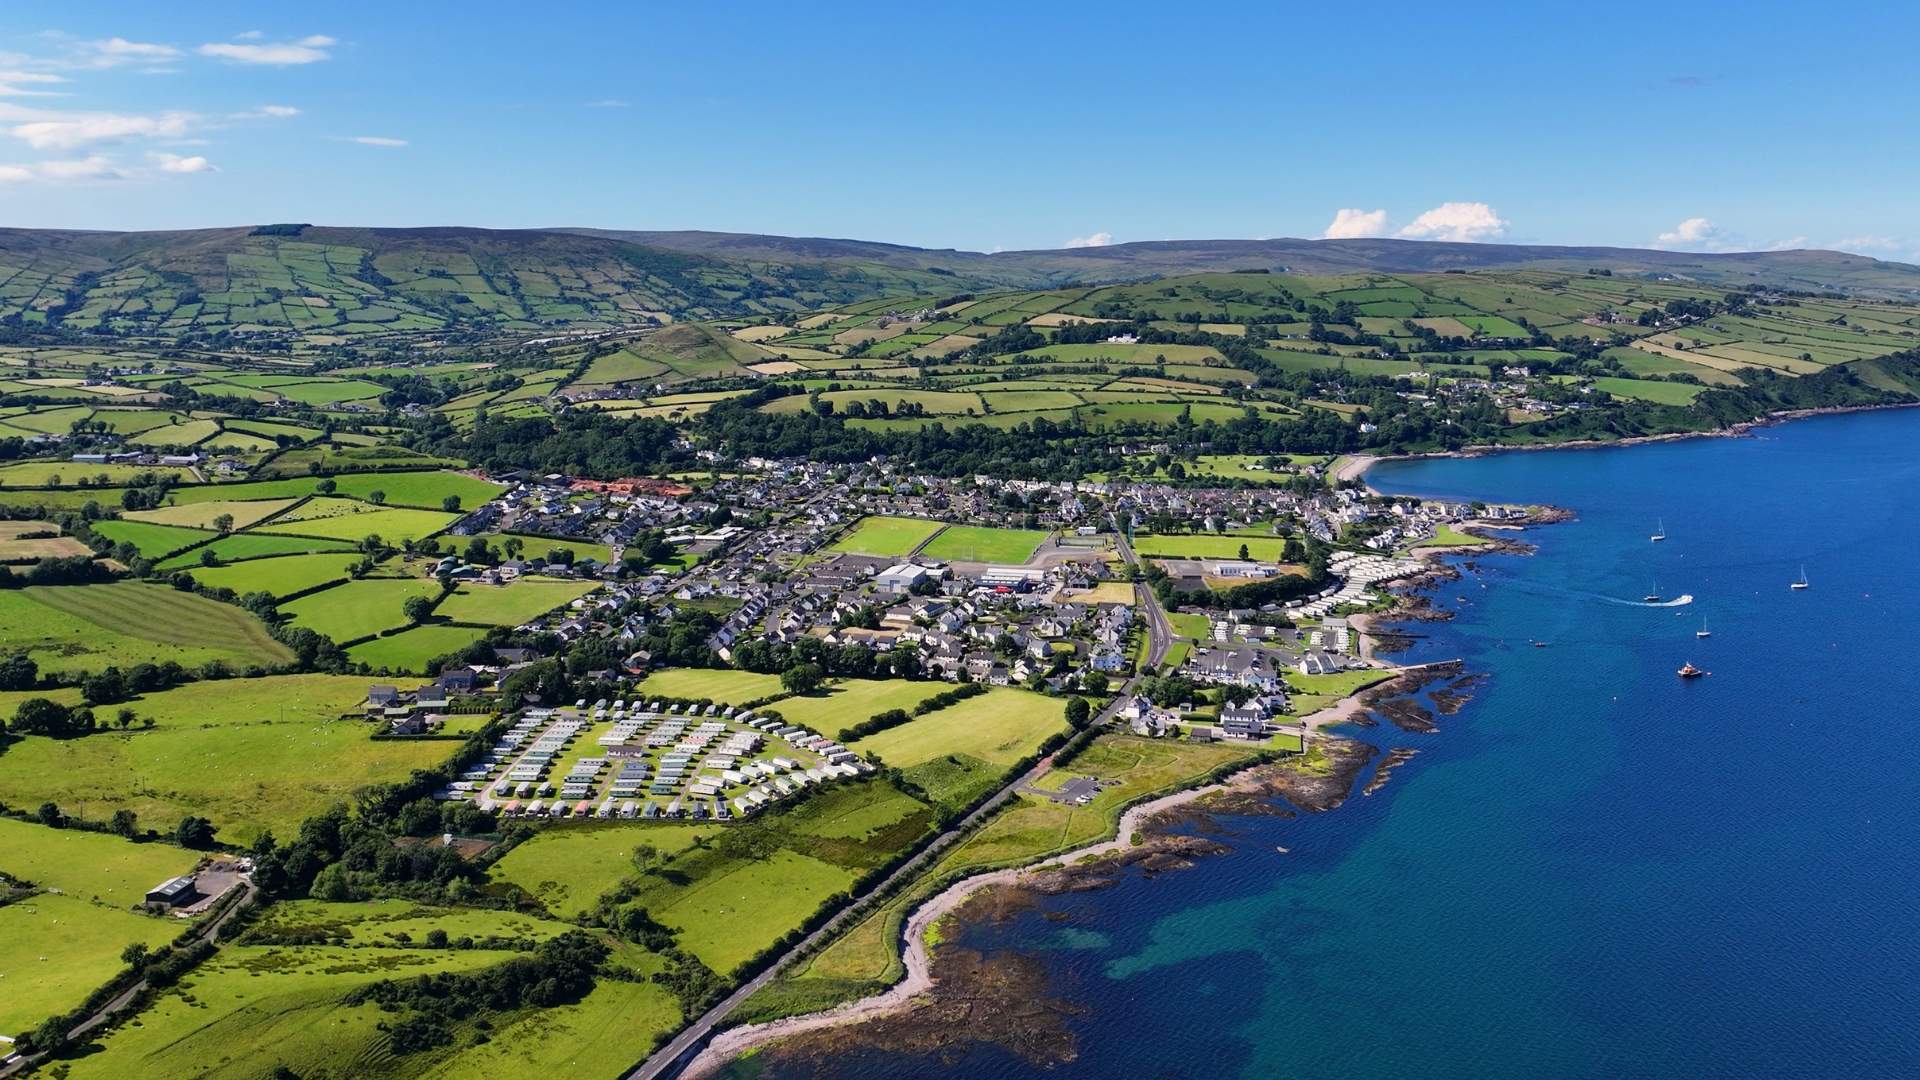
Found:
[1696,617,1711,639]
[1650,517,1667,542]
[1791,565,1810,591]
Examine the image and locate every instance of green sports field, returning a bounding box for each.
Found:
[0,582,293,675]
[919,524,1049,564]
[828,515,944,557]
[1132,533,1293,561]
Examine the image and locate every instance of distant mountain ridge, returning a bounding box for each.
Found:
[0,224,1913,338]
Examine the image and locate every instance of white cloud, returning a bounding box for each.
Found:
[0,70,67,97]
[349,135,407,147]
[230,104,299,120]
[234,30,266,41]
[1064,231,1113,249]
[587,98,629,108]
[4,108,195,149]
[149,151,215,173]
[1397,201,1508,243]
[34,154,122,180]
[86,37,181,63]
[1320,208,1390,239]
[1654,216,1720,249]
[198,35,335,66]
[0,164,32,182]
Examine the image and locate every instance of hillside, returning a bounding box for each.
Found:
[1,225,1916,342]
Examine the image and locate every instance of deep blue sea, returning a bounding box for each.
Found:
[750,409,1920,1080]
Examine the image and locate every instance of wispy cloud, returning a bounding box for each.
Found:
[586,98,629,109]
[1320,208,1389,239]
[346,135,407,147]
[1064,231,1113,249]
[230,104,300,120]
[1397,202,1508,243]
[0,154,125,183]
[86,37,182,65]
[0,105,196,150]
[0,70,67,97]
[198,34,335,66]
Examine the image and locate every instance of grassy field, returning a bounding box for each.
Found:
[767,679,951,738]
[741,734,1256,1023]
[279,576,444,642]
[1166,611,1213,638]
[849,688,1066,768]
[345,624,491,673]
[489,823,721,919]
[432,578,599,626]
[124,498,298,531]
[828,515,943,557]
[186,552,362,598]
[919,524,1049,564]
[90,519,215,558]
[415,973,681,1079]
[153,531,354,568]
[0,891,183,1037]
[634,668,786,703]
[0,583,293,675]
[1133,533,1292,561]
[0,675,455,845]
[256,504,457,543]
[1412,524,1495,549]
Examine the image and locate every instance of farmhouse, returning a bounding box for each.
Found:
[145,875,198,908]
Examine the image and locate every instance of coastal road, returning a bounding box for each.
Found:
[630,529,1168,1080]
[0,880,259,1078]
[1112,520,1173,669]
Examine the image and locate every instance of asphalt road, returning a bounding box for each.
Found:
[629,529,1166,1080]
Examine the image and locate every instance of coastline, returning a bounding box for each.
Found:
[1338,401,1920,493]
[680,524,1548,1077]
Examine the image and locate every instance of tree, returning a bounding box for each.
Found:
[441,495,462,513]
[35,801,62,827]
[121,941,151,966]
[1065,697,1091,727]
[1238,543,1251,561]
[176,815,217,849]
[116,706,137,729]
[212,513,235,534]
[502,536,523,559]
[403,595,436,624]
[463,536,494,565]
[1082,671,1109,695]
[780,662,824,695]
[367,489,387,505]
[110,808,139,837]
[316,478,336,494]
[0,652,35,691]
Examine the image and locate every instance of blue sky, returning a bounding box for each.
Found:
[1,2,1916,260]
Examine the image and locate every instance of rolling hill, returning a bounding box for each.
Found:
[0,225,1915,340]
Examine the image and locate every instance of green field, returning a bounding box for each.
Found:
[91,519,215,558]
[1412,524,1495,549]
[153,531,355,568]
[849,688,1066,768]
[1133,533,1292,561]
[124,498,299,530]
[0,675,455,845]
[919,524,1050,564]
[767,679,951,738]
[828,515,944,557]
[279,576,444,642]
[346,624,491,673]
[256,501,457,543]
[489,823,721,919]
[0,582,293,675]
[433,578,600,626]
[634,667,786,702]
[186,552,362,598]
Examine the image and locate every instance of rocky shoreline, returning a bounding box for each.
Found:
[687,509,1563,1078]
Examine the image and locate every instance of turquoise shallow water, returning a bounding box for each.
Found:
[740,409,1920,1080]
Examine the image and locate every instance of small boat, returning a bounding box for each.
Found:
[1677,662,1706,678]
[1696,618,1711,639]
[1650,517,1667,542]
[1791,565,1810,591]
[1643,580,1663,603]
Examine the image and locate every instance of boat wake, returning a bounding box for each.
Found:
[1615,593,1694,608]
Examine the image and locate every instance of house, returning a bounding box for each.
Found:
[366,685,401,708]
[145,875,198,908]
[437,667,478,693]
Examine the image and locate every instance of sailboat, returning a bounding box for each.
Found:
[1650,517,1667,542]
[1791,565,1810,591]
[1643,580,1663,603]
[1696,617,1711,639]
